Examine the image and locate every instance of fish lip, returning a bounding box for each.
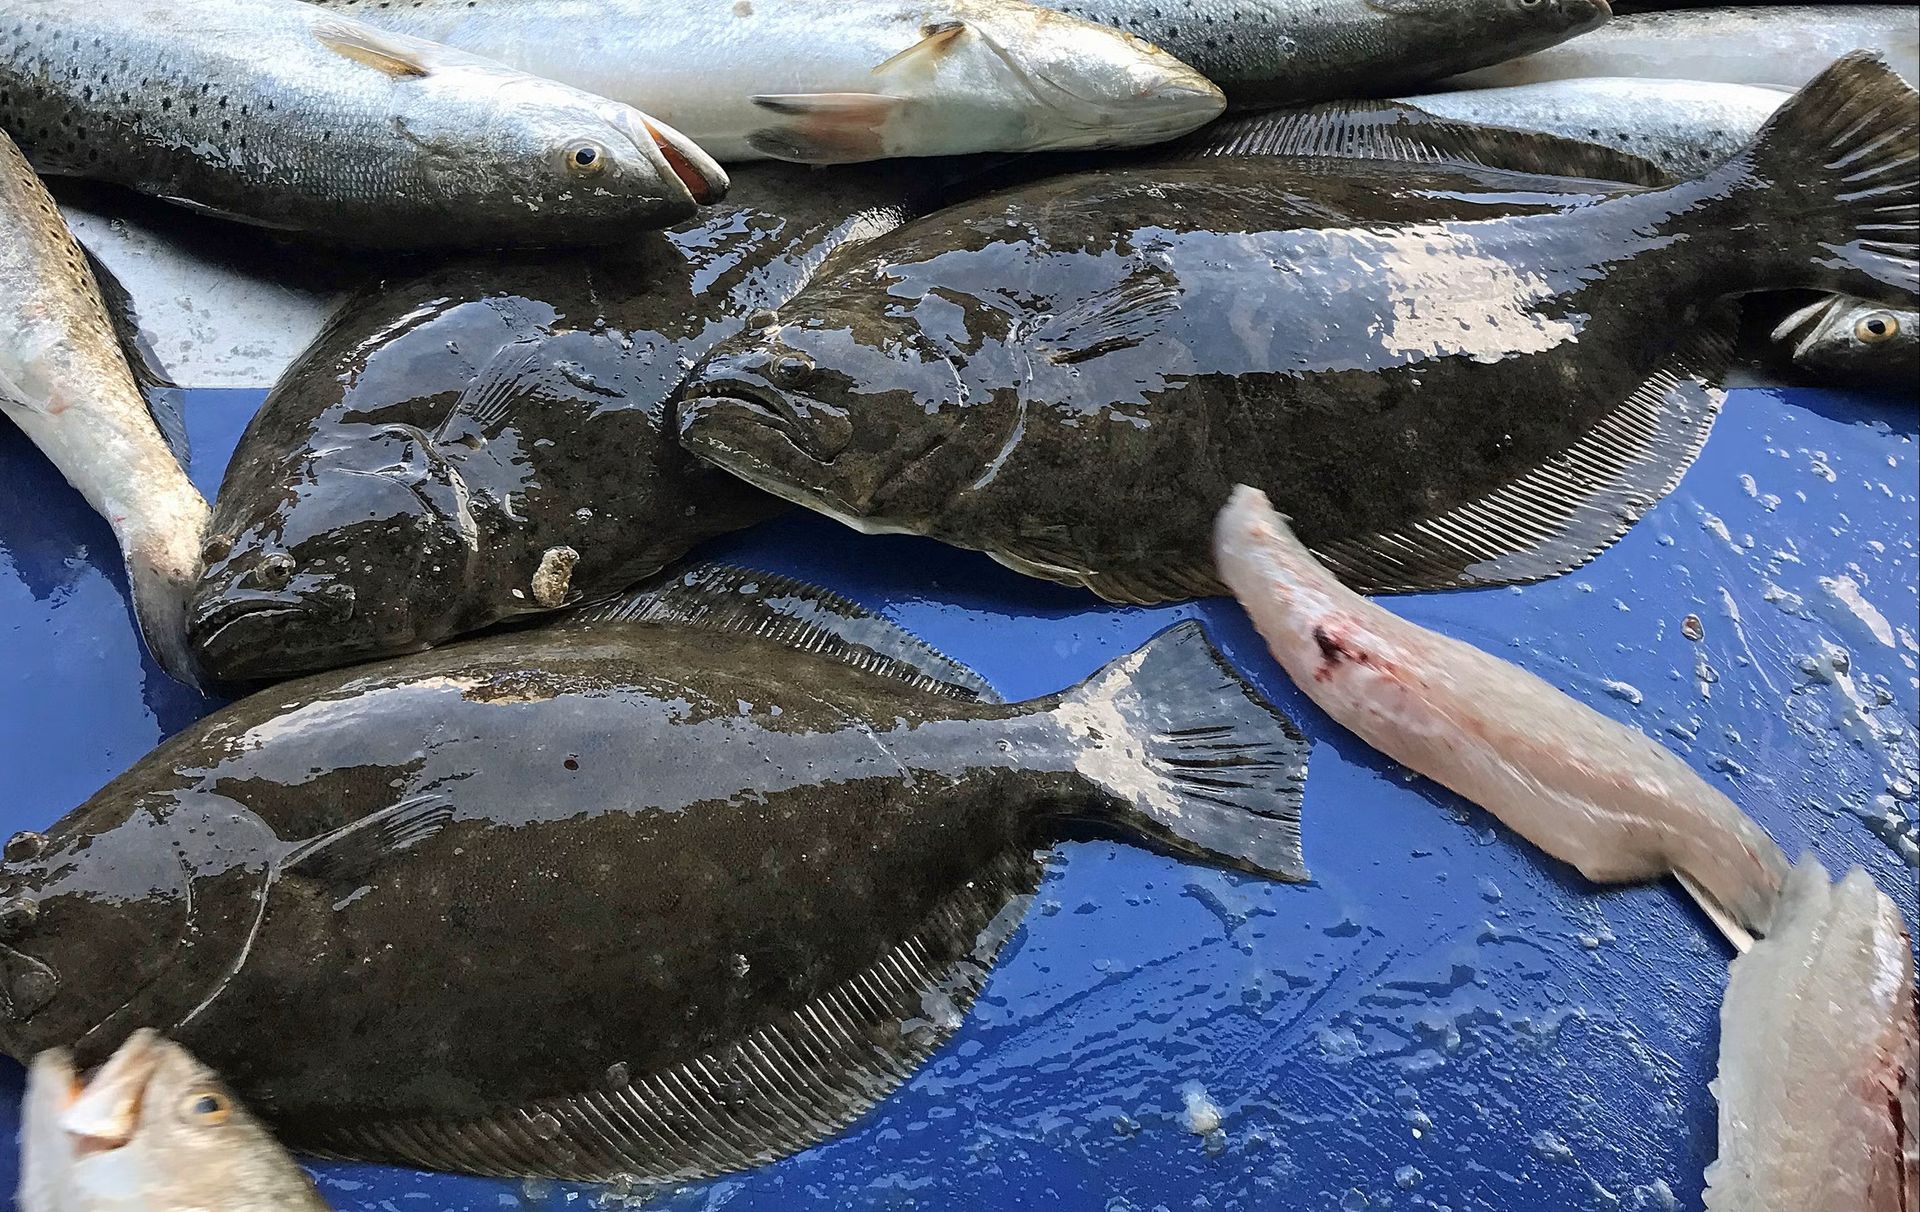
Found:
[62,1030,164,1153]
[1771,296,1846,360]
[614,109,728,206]
[187,592,306,651]
[678,392,854,514]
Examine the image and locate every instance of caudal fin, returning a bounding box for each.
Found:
[1713,52,1918,303]
[1054,620,1310,881]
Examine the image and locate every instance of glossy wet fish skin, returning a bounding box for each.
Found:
[1038,0,1611,104]
[680,57,1919,603]
[187,162,972,682]
[0,129,209,687]
[0,614,1304,1179]
[1444,4,1920,90]
[1772,295,1920,389]
[21,1031,326,1212]
[1212,485,1790,935]
[1705,861,1918,1211]
[1398,77,1786,177]
[301,0,1224,163]
[0,0,726,246]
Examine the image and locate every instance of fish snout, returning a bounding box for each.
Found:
[680,350,853,464]
[613,108,728,207]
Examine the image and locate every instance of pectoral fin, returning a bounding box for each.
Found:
[314,20,435,79]
[747,94,904,164]
[870,21,967,76]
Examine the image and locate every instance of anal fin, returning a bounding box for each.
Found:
[564,563,1001,702]
[1312,304,1738,593]
[308,849,1046,1182]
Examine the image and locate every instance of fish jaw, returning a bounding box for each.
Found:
[612,107,728,206]
[123,498,213,690]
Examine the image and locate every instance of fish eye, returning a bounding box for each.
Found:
[1855,313,1899,343]
[3,831,45,863]
[200,534,234,565]
[564,140,609,178]
[771,352,815,389]
[1516,0,1545,7]
[254,553,296,591]
[744,308,779,332]
[181,1091,232,1126]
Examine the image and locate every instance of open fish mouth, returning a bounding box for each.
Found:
[613,109,728,206]
[1770,296,1846,360]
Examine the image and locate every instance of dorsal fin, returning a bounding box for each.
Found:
[80,243,190,470]
[1171,101,1672,188]
[563,563,1001,703]
[312,20,435,79]
[303,848,1044,1181]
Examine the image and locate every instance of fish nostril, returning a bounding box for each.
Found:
[0,897,36,940]
[3,832,45,864]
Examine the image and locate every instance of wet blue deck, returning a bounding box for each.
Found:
[0,384,1913,1211]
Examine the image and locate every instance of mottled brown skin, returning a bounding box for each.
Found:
[0,625,1105,1134]
[679,82,1917,602]
[190,164,950,681]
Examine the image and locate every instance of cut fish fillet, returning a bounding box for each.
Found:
[1212,485,1789,942]
[1705,859,1918,1212]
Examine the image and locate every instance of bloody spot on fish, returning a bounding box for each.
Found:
[1312,624,1369,682]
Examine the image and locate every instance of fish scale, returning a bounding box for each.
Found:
[0,0,722,246]
[1033,0,1611,104]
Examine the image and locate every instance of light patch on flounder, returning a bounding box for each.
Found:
[1367,224,1581,364]
[531,545,580,608]
[1052,646,1181,821]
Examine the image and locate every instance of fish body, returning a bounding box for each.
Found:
[0,129,209,685]
[1444,4,1920,90]
[1705,860,1918,1211]
[299,0,1224,163]
[678,56,1920,604]
[1398,77,1787,176]
[0,0,726,246]
[187,162,978,682]
[1771,294,1919,390]
[20,1031,326,1212]
[1212,484,1789,938]
[1036,0,1611,104]
[0,586,1308,1181]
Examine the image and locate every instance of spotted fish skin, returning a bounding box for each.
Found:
[0,0,726,246]
[0,128,209,686]
[1034,0,1611,104]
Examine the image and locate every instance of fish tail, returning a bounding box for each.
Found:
[1713,52,1918,303]
[1053,620,1310,882]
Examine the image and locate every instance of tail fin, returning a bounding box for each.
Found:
[1712,52,1918,302]
[1053,620,1310,881]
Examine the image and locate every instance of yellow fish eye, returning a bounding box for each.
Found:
[1855,313,1900,344]
[564,140,609,178]
[183,1090,232,1125]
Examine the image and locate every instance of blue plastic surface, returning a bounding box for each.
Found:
[1,384,1914,1211]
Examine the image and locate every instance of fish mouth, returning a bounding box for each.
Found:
[1771,296,1846,361]
[59,1030,165,1155]
[678,392,858,517]
[186,592,311,672]
[616,109,728,206]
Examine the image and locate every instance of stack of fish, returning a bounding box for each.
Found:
[0,0,1914,1207]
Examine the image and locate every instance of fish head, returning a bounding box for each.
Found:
[925,11,1225,152]
[1772,295,1919,382]
[1364,0,1610,45]
[679,315,989,533]
[0,806,194,1066]
[189,423,485,681]
[396,67,728,237]
[23,1032,321,1209]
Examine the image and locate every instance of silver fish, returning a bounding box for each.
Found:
[1398,76,1787,176]
[1771,294,1919,390]
[1034,0,1612,104]
[0,0,728,246]
[1444,4,1920,90]
[1704,860,1918,1212]
[20,1030,327,1212]
[0,129,209,686]
[300,0,1224,163]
